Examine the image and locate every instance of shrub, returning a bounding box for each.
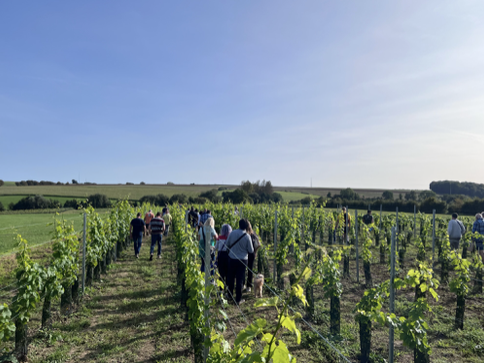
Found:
[140,181,145,185]
[140,194,169,206]
[0,202,4,211]
[169,194,188,204]
[419,197,446,214]
[167,182,175,185]
[340,188,359,200]
[419,190,437,200]
[218,186,227,191]
[382,191,394,200]
[11,195,60,210]
[126,182,134,185]
[199,189,218,202]
[272,192,283,203]
[86,194,111,208]
[222,189,251,204]
[64,199,85,209]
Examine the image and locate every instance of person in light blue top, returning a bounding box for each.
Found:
[198,216,218,273]
[472,213,484,260]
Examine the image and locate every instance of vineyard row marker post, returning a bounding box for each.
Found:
[203,225,211,362]
[289,206,294,253]
[414,204,417,239]
[389,226,396,363]
[432,209,436,271]
[302,206,305,252]
[345,206,348,247]
[274,210,278,282]
[355,209,359,283]
[379,204,382,230]
[82,212,86,295]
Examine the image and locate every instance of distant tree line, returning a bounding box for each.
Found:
[136,181,282,207]
[2,194,112,211]
[290,187,484,215]
[430,180,484,198]
[13,179,98,186]
[227,180,282,204]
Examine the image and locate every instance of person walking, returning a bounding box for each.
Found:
[472,213,484,260]
[149,212,165,260]
[226,219,254,305]
[198,217,218,274]
[200,209,211,227]
[144,209,154,236]
[362,210,374,225]
[215,224,232,286]
[244,221,260,293]
[448,213,465,250]
[162,208,172,236]
[188,207,198,227]
[130,212,146,258]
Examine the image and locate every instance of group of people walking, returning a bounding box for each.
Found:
[451,212,484,260]
[193,207,260,305]
[129,208,172,261]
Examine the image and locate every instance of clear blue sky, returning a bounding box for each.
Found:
[1,1,483,189]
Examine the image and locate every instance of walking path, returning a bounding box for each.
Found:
[28,234,193,363]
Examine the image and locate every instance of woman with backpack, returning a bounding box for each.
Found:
[215,224,232,286]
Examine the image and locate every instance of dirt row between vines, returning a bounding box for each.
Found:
[24,234,193,363]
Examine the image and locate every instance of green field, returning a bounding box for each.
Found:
[0,183,420,202]
[0,210,86,255]
[0,184,225,200]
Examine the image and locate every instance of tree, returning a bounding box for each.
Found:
[272,192,283,203]
[420,197,446,214]
[11,195,60,210]
[223,189,251,204]
[340,188,358,200]
[169,194,188,204]
[382,191,394,200]
[0,180,4,187]
[86,194,111,208]
[419,190,436,200]
[0,201,4,211]
[199,189,218,202]
[72,179,78,184]
[405,190,418,201]
[240,180,253,194]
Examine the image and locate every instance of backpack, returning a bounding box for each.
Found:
[363,214,372,225]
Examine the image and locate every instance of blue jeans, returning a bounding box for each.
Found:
[150,234,162,256]
[133,233,143,255]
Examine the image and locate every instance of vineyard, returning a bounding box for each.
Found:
[0,201,483,362]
